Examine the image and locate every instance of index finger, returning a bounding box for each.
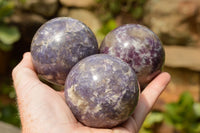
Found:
[123,72,171,132]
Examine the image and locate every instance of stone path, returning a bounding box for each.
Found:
[164,45,200,71]
[0,121,20,133]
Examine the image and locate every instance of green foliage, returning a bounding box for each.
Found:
[131,6,143,19]
[140,92,200,133]
[0,0,14,20]
[0,103,20,127]
[0,79,20,127]
[164,92,200,133]
[0,0,25,128]
[140,112,164,133]
[96,0,146,20]
[0,0,21,51]
[18,0,26,4]
[0,81,16,99]
[97,19,117,43]
[96,0,147,41]
[98,19,117,35]
[0,24,20,51]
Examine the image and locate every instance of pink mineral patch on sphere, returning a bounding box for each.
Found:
[100,24,165,89]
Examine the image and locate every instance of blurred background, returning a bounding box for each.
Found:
[0,0,200,132]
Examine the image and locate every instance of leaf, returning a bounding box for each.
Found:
[131,6,143,19]
[0,0,14,20]
[138,0,147,5]
[98,19,117,35]
[142,112,164,128]
[0,41,12,51]
[106,19,117,31]
[193,123,200,133]
[163,92,200,132]
[193,103,200,117]
[109,1,121,14]
[139,128,152,133]
[164,103,184,124]
[0,104,20,127]
[139,112,164,133]
[178,92,194,106]
[0,24,20,51]
[145,112,164,127]
[19,0,27,4]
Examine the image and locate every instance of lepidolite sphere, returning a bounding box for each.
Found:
[64,54,139,128]
[100,24,165,89]
[31,17,98,85]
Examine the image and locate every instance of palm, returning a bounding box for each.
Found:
[36,88,139,133]
[12,52,170,133]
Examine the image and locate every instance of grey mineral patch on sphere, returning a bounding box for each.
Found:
[31,17,98,85]
[100,24,165,89]
[64,54,140,128]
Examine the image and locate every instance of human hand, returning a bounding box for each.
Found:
[12,52,170,133]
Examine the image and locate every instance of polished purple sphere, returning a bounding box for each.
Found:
[100,24,165,89]
[64,54,139,128]
[31,17,98,86]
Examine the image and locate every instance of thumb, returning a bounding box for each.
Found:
[12,52,78,132]
[12,52,41,98]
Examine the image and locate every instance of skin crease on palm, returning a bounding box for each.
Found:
[12,52,171,133]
